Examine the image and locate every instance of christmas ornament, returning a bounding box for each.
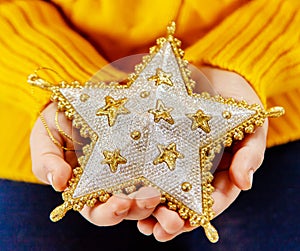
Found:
[28,22,284,243]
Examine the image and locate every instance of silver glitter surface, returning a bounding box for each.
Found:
[60,42,255,214]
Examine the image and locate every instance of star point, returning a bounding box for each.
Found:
[148,99,174,124]
[153,143,184,171]
[148,68,173,86]
[102,149,127,173]
[187,110,211,133]
[96,96,130,126]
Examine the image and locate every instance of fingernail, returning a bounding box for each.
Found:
[248,169,254,189]
[145,204,157,210]
[47,173,53,186]
[115,209,128,217]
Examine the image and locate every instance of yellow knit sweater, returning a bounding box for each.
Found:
[0,0,299,183]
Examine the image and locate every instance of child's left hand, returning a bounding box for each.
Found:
[137,67,268,241]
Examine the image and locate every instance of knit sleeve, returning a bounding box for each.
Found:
[0,0,116,111]
[185,0,300,147]
[0,0,112,182]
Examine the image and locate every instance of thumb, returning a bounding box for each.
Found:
[30,107,72,191]
[229,122,267,190]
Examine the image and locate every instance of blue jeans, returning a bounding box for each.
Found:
[1,141,299,251]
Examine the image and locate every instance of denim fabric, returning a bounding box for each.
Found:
[0,141,299,251]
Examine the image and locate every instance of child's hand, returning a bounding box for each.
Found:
[137,67,268,241]
[30,66,268,241]
[30,102,161,225]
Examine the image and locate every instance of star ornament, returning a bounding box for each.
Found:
[28,22,284,243]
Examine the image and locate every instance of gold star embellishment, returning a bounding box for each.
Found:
[148,99,174,124]
[187,109,211,133]
[96,96,130,126]
[102,149,127,173]
[148,68,173,86]
[28,22,284,243]
[153,143,184,171]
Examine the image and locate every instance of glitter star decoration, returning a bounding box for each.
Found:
[153,143,184,171]
[102,149,127,173]
[148,99,174,125]
[187,109,211,133]
[28,22,284,243]
[96,96,130,126]
[148,68,173,86]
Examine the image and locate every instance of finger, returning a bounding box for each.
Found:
[133,187,161,209]
[137,216,157,236]
[212,170,240,216]
[146,213,199,241]
[64,150,79,169]
[30,118,72,191]
[215,150,233,172]
[152,222,179,242]
[152,206,185,235]
[125,187,161,220]
[229,122,268,191]
[80,195,132,226]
